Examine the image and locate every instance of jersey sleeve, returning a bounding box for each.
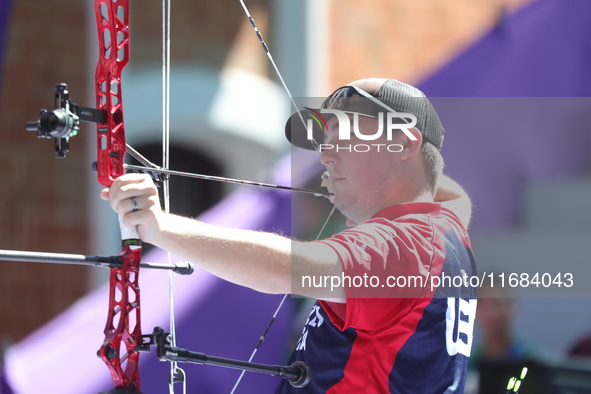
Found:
[317,215,445,331]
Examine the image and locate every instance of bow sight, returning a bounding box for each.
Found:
[26,83,105,158]
[24,83,164,185]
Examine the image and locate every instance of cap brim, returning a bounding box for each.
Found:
[285,108,332,151]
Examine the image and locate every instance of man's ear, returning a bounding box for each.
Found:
[399,127,423,160]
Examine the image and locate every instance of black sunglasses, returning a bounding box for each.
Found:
[321,85,399,118]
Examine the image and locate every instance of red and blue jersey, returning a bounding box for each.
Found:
[276,203,477,393]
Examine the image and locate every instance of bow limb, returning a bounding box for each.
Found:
[94,0,143,391]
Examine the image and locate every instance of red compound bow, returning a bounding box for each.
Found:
[12,1,320,392]
[93,1,144,391]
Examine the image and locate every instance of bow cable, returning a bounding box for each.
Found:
[229,205,336,394]
[229,4,339,392]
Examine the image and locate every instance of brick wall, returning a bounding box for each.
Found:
[0,1,90,344]
[330,0,532,87]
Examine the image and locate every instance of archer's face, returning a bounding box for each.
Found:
[320,114,406,223]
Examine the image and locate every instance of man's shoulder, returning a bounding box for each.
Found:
[367,202,466,235]
[370,202,442,222]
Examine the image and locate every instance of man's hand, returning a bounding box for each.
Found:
[99,173,344,298]
[434,174,472,229]
[100,173,164,244]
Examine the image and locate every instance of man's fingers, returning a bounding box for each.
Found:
[98,173,163,244]
[99,188,110,201]
[115,196,141,218]
[115,193,162,220]
[110,173,152,195]
[106,174,158,212]
[120,209,143,228]
[118,181,158,199]
[118,200,163,241]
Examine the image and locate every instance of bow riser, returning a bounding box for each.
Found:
[94,0,143,391]
[95,0,130,188]
[100,245,142,390]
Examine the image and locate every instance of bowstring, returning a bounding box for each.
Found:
[155,1,328,391]
[229,2,332,392]
[237,0,319,153]
[161,0,187,392]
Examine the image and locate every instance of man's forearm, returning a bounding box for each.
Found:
[153,213,293,294]
[101,173,342,297]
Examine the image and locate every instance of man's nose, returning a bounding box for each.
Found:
[320,144,339,166]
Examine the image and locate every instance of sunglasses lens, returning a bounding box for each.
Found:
[323,87,383,118]
[323,87,356,110]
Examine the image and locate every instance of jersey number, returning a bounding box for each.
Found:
[445,297,476,357]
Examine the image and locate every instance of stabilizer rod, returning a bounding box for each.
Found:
[0,249,194,275]
[142,327,310,388]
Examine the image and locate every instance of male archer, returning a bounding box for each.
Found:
[102,78,477,393]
